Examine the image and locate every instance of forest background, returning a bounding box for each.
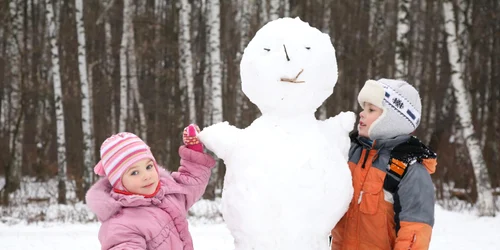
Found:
[0,0,498,218]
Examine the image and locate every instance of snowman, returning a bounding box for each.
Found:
[198,17,355,250]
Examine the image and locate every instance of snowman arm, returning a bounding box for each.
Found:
[197,121,241,160]
[318,111,356,161]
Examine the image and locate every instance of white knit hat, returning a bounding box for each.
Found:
[357,79,422,140]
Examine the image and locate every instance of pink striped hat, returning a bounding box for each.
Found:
[94,132,158,189]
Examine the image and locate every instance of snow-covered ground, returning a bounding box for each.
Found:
[1,205,498,250]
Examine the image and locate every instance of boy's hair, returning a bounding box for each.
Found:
[94,132,158,190]
[357,79,422,139]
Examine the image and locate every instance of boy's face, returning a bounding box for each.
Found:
[121,158,159,195]
[358,102,383,138]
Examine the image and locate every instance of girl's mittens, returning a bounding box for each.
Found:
[183,124,204,152]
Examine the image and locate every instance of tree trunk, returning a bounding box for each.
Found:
[1,15,24,202]
[46,0,67,204]
[6,0,23,192]
[282,0,290,17]
[235,0,251,126]
[179,0,197,123]
[124,0,146,141]
[208,1,223,125]
[395,0,410,78]
[203,0,223,200]
[75,0,95,195]
[119,0,132,132]
[260,0,269,25]
[442,0,495,216]
[269,0,280,21]
[20,0,38,177]
[202,46,212,127]
[408,0,425,90]
[104,7,115,134]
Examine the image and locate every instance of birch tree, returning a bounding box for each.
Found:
[208,0,222,125]
[282,0,290,17]
[119,0,131,132]
[269,0,280,21]
[108,13,116,134]
[443,0,495,216]
[179,0,197,123]
[408,0,426,90]
[235,0,251,125]
[45,0,67,204]
[125,0,146,140]
[260,0,269,25]
[0,83,6,143]
[203,4,212,126]
[203,0,223,200]
[75,0,95,192]
[118,1,147,140]
[369,0,388,77]
[395,0,410,78]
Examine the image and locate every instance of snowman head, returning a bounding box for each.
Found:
[240,17,338,116]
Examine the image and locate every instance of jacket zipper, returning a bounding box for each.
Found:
[361,149,370,168]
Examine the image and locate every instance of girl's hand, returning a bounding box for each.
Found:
[183,124,203,152]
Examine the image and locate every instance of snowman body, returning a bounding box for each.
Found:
[199,17,355,250]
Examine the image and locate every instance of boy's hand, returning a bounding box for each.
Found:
[183,124,203,152]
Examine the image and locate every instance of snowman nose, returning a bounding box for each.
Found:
[280,69,305,84]
[283,44,290,61]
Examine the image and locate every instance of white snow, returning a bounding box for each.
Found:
[0,205,498,250]
[198,17,355,250]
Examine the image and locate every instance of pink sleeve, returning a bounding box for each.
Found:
[99,221,147,250]
[171,146,216,209]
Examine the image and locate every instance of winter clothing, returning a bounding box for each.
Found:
[94,132,158,190]
[330,132,436,250]
[86,146,216,250]
[183,124,203,152]
[357,79,422,140]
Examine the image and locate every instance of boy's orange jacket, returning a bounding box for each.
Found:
[331,133,436,250]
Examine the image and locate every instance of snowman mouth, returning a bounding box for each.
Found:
[280,69,305,84]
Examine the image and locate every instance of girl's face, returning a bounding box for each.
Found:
[358,102,383,138]
[121,158,159,195]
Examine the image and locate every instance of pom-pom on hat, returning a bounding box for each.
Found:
[357,79,422,140]
[94,132,157,189]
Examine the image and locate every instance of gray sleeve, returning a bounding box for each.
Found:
[397,162,435,227]
[348,143,361,162]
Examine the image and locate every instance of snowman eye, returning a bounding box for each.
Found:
[264,48,270,51]
[305,47,311,50]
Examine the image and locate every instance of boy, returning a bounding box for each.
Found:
[330,79,437,250]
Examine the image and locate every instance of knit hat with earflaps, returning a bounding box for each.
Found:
[357,78,422,140]
[93,132,158,191]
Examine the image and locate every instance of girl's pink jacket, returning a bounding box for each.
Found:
[86,146,216,250]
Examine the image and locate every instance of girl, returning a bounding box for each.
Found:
[86,124,216,250]
[330,79,437,250]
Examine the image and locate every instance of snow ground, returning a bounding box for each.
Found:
[0,205,498,250]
